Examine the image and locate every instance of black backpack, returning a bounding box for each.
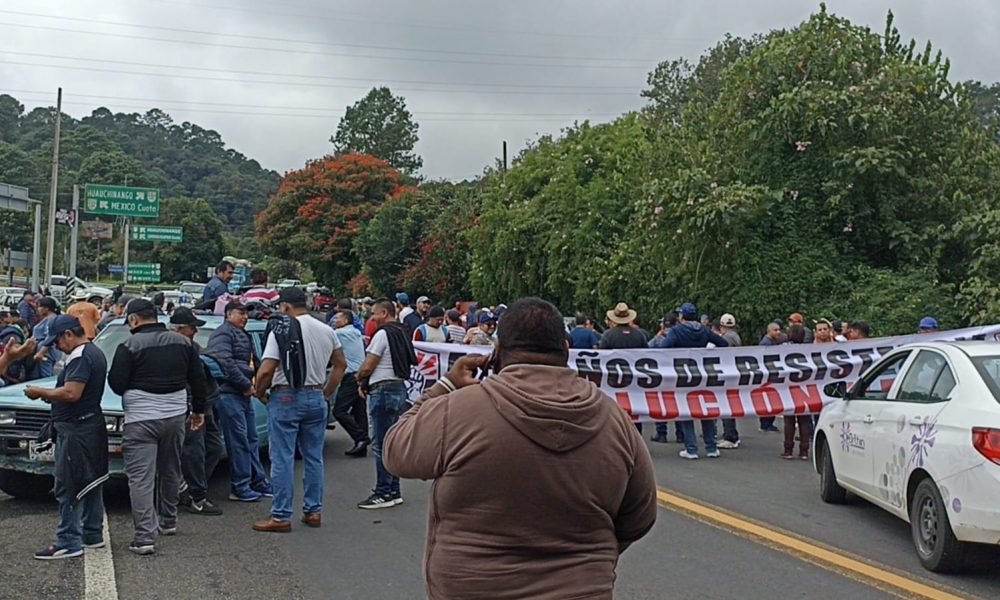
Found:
[264,313,307,390]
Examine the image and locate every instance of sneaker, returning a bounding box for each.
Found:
[357,493,398,510]
[251,482,274,498]
[706,450,721,458]
[158,525,177,536]
[184,498,223,516]
[760,426,781,433]
[716,440,740,449]
[83,540,105,550]
[389,491,404,506]
[229,489,263,502]
[678,450,699,460]
[780,453,795,460]
[649,434,669,444]
[34,545,83,560]
[128,543,156,556]
[178,488,192,508]
[800,454,810,461]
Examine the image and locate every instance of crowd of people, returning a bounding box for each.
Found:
[0,266,949,597]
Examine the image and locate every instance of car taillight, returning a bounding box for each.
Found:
[972,427,1000,466]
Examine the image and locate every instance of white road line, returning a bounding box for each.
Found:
[84,512,119,600]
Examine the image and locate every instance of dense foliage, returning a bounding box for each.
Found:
[331,87,423,175]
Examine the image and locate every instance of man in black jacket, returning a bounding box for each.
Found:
[208,301,270,502]
[108,299,208,556]
[171,307,224,516]
[24,316,109,560]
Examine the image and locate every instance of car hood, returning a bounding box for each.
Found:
[0,374,124,414]
[83,285,114,296]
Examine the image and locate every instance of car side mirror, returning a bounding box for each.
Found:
[824,381,848,399]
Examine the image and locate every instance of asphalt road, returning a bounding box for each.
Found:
[2,419,998,600]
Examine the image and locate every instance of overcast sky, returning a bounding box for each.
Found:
[2,0,998,180]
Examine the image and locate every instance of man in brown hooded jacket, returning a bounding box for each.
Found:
[384,297,657,600]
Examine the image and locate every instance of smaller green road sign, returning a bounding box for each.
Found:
[84,184,160,218]
[132,225,183,243]
[128,262,161,283]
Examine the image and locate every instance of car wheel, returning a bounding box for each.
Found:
[819,441,848,504]
[910,478,966,573]
[0,469,54,500]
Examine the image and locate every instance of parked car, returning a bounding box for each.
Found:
[178,281,207,299]
[0,287,27,308]
[816,341,1000,572]
[0,315,270,499]
[312,288,336,312]
[276,279,302,289]
[49,275,113,304]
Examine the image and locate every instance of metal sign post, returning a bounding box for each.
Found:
[123,218,130,284]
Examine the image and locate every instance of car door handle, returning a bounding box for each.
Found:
[863,415,874,424]
[909,416,925,426]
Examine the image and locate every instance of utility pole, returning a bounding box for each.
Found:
[69,184,79,279]
[502,140,508,183]
[31,200,41,292]
[44,87,62,286]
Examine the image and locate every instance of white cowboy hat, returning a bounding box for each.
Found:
[606,302,638,325]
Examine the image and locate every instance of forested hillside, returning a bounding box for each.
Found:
[0,95,278,231]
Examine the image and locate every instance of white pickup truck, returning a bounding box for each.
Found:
[49,275,114,304]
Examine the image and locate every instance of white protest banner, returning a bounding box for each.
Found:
[410,325,1000,422]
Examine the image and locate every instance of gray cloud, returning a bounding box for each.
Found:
[2,0,997,180]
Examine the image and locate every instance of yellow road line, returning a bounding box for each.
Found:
[656,488,977,600]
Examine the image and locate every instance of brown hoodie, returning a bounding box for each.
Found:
[384,364,657,600]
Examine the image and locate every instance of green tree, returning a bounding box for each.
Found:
[331,87,422,175]
[144,197,225,282]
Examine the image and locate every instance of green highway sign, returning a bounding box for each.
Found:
[132,225,183,243]
[84,184,160,218]
[127,262,161,283]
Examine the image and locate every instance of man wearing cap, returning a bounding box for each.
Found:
[654,303,730,460]
[209,300,271,502]
[598,303,648,350]
[252,287,346,532]
[716,313,742,449]
[171,308,225,516]
[401,295,429,336]
[97,294,135,333]
[465,311,497,346]
[66,291,101,340]
[107,299,210,555]
[24,316,109,560]
[396,292,414,322]
[31,297,62,379]
[918,317,939,334]
[17,290,37,326]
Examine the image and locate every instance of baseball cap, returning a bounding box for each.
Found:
[395,292,410,305]
[788,312,805,324]
[478,311,496,324]
[675,302,697,318]
[416,295,431,304]
[919,316,939,330]
[170,307,206,327]
[124,298,155,317]
[277,286,307,305]
[494,303,509,319]
[40,315,82,347]
[720,313,736,327]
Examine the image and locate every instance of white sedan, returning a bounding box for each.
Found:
[816,341,1000,573]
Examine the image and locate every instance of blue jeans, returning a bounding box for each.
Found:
[369,382,408,496]
[267,389,327,520]
[679,419,718,455]
[55,434,105,549]
[215,393,268,494]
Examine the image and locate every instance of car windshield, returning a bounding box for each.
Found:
[93,323,214,363]
[972,356,1000,405]
[179,283,205,294]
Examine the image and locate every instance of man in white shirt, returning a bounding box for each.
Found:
[252,287,346,533]
[356,298,416,509]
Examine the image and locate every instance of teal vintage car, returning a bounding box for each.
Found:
[0,315,269,499]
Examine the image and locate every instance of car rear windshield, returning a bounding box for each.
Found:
[972,357,1000,405]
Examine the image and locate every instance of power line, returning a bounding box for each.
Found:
[0,21,652,70]
[0,58,640,96]
[0,9,659,64]
[7,88,623,118]
[132,0,683,43]
[0,50,640,91]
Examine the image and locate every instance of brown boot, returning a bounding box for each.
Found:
[301,512,321,528]
[252,518,291,533]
